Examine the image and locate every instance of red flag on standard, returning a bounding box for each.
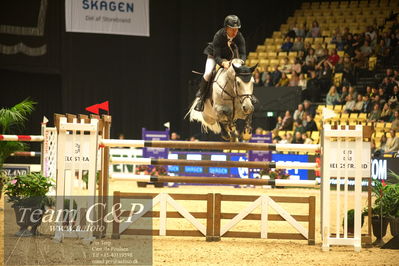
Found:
[85,104,99,114]
[98,101,109,112]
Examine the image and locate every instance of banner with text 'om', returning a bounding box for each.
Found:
[65,0,149,36]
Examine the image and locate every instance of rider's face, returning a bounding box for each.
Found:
[226,27,238,38]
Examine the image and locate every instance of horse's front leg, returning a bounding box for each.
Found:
[229,122,239,142]
[242,114,253,141]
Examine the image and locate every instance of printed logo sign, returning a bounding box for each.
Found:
[65,0,150,36]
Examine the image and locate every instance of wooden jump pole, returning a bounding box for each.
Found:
[100,139,320,153]
[109,157,319,170]
[110,174,320,187]
[0,134,44,142]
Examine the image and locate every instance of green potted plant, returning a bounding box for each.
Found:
[0,99,36,201]
[370,178,399,246]
[3,172,53,236]
[386,170,399,238]
[344,208,365,234]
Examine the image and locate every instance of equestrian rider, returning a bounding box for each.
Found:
[194,15,247,112]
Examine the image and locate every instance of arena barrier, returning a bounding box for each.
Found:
[111,192,316,245]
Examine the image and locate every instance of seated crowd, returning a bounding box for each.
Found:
[252,18,399,105]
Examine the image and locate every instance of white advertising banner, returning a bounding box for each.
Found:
[65,0,150,36]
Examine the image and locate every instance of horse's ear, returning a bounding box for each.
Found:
[232,64,240,74]
[249,63,259,73]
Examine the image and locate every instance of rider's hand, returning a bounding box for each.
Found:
[222,61,230,69]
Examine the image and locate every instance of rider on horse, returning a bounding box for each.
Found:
[194,15,247,112]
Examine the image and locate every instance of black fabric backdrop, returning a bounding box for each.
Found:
[0,0,300,139]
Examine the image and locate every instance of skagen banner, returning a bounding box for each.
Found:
[65,0,150,36]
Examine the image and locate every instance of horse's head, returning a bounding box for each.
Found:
[231,61,258,115]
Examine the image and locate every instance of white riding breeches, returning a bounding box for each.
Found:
[203,56,216,82]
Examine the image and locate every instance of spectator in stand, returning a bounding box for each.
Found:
[371,87,378,99]
[261,68,271,86]
[343,95,356,113]
[292,57,302,74]
[334,57,345,74]
[302,132,313,144]
[276,72,289,87]
[368,103,381,122]
[316,59,333,94]
[360,40,373,57]
[274,116,283,131]
[307,20,320,38]
[253,69,263,87]
[303,100,316,117]
[278,57,292,74]
[293,103,304,121]
[378,133,388,153]
[388,85,399,109]
[279,110,294,130]
[314,43,326,62]
[362,94,372,113]
[385,129,399,153]
[304,48,317,72]
[379,103,393,122]
[348,86,358,100]
[344,33,355,57]
[380,77,395,94]
[289,71,299,86]
[291,37,304,52]
[365,26,378,45]
[342,27,350,42]
[297,50,306,62]
[391,110,399,131]
[375,39,390,64]
[365,86,373,98]
[306,71,321,102]
[298,73,307,92]
[339,86,349,104]
[378,87,389,104]
[281,37,293,52]
[293,120,305,134]
[292,131,304,144]
[272,129,282,143]
[286,24,297,39]
[286,132,293,143]
[304,114,318,132]
[270,65,282,86]
[327,49,340,66]
[352,48,367,69]
[342,55,354,84]
[326,86,341,105]
[171,132,180,140]
[331,31,344,51]
[297,23,307,38]
[353,93,364,113]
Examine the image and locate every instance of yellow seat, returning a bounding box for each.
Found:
[267,52,278,59]
[265,38,274,45]
[258,52,267,58]
[369,56,377,71]
[334,73,343,87]
[278,52,288,58]
[349,112,358,122]
[248,52,258,59]
[334,105,343,112]
[358,113,368,121]
[256,45,266,52]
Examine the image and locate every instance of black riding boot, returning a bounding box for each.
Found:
[194,78,209,112]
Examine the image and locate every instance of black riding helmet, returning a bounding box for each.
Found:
[224,15,241,29]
